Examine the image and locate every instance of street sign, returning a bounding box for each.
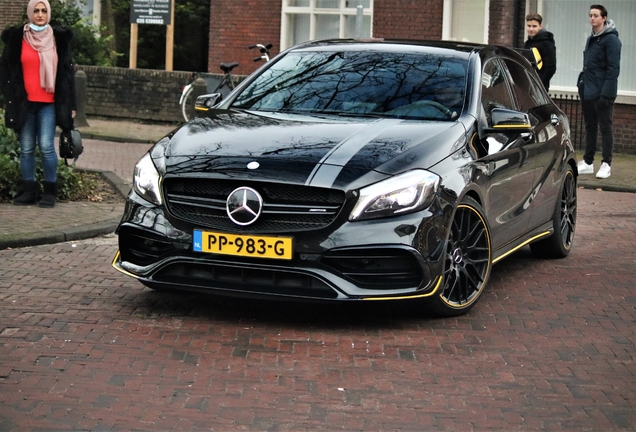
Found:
[130,0,172,25]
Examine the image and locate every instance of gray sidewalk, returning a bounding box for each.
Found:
[0,117,634,250]
[0,118,175,250]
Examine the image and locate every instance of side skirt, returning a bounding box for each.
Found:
[492,221,553,264]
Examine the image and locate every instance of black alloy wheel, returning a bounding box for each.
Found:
[431,196,492,317]
[530,167,577,258]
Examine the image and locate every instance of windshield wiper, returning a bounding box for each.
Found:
[337,112,402,119]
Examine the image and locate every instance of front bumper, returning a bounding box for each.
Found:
[113,192,453,301]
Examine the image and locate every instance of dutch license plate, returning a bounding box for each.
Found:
[193,230,293,260]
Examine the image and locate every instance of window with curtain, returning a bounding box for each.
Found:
[541,0,635,97]
[443,0,489,44]
[281,0,373,51]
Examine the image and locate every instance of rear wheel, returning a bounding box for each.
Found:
[530,166,577,258]
[431,196,492,317]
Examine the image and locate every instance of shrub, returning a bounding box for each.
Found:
[0,109,97,203]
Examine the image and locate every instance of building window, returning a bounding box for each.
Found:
[540,0,635,101]
[75,0,101,26]
[281,0,373,51]
[442,0,489,44]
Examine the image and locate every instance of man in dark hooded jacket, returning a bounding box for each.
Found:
[577,4,621,180]
[524,13,556,91]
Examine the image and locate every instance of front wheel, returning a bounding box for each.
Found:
[181,86,195,122]
[530,166,577,258]
[430,196,492,317]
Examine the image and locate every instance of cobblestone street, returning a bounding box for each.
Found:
[1,188,635,430]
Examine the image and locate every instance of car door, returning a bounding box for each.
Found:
[478,58,535,251]
[501,57,565,229]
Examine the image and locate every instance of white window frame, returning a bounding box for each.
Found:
[75,0,101,26]
[442,0,489,44]
[280,0,374,51]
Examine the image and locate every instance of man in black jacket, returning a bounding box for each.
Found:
[524,13,556,92]
[577,4,621,179]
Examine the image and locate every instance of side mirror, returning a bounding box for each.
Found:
[488,108,532,132]
[195,93,223,112]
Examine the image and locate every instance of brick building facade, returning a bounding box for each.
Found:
[207,0,518,77]
[0,2,22,30]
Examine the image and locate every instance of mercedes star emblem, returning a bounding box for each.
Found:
[226,187,263,226]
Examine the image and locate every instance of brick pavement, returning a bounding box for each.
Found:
[77,138,153,187]
[0,188,635,430]
[0,139,147,250]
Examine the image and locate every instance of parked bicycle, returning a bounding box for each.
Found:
[249,43,273,62]
[180,43,273,122]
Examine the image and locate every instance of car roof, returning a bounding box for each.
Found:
[289,38,530,66]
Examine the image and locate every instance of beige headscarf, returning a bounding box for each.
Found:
[23,0,58,93]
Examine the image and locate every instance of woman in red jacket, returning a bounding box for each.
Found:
[0,0,76,207]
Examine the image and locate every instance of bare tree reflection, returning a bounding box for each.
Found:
[232,51,467,119]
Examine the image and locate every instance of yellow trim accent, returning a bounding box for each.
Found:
[362,276,443,301]
[492,231,551,263]
[492,124,531,129]
[111,251,140,279]
[532,47,543,70]
[194,106,209,111]
[468,132,478,157]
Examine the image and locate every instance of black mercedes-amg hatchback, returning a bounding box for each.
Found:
[113,39,577,316]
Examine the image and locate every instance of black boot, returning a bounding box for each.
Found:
[13,180,39,206]
[38,181,57,208]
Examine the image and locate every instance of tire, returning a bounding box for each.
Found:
[530,167,577,259]
[431,196,492,317]
[181,86,195,122]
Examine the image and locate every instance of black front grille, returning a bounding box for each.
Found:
[163,178,346,232]
[153,262,338,299]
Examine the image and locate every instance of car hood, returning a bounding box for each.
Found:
[162,110,465,189]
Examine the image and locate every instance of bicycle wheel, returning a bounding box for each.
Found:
[181,86,195,122]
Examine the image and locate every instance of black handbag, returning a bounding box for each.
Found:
[59,128,84,165]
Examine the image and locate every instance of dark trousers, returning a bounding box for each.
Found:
[581,97,614,166]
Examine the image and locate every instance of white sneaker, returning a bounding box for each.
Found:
[577,160,594,175]
[596,162,611,179]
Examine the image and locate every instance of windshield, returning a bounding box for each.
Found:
[232,49,468,120]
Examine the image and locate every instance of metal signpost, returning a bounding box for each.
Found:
[130,0,172,25]
[129,0,175,70]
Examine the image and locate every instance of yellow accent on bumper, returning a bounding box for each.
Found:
[362,276,443,301]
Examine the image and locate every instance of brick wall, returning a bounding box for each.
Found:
[75,65,198,123]
[208,0,282,77]
[613,104,636,154]
[373,0,443,40]
[0,0,24,31]
[488,0,515,46]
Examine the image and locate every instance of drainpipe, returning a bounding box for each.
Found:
[512,0,521,47]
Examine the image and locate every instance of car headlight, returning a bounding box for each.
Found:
[133,153,162,205]
[349,170,440,221]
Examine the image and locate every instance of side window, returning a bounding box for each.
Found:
[502,58,551,110]
[481,59,514,124]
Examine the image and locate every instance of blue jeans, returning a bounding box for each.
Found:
[18,102,58,183]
